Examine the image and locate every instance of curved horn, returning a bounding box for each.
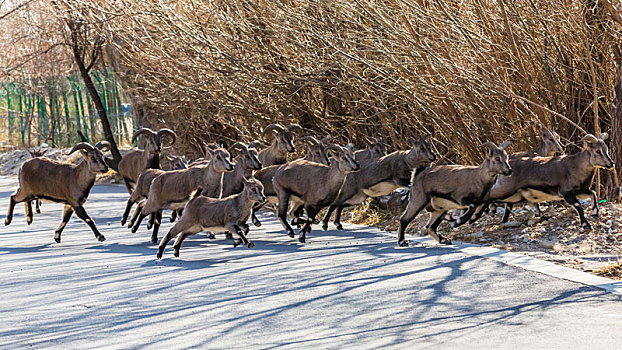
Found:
[157,128,177,145]
[131,128,156,143]
[327,144,344,153]
[582,134,598,144]
[229,142,248,154]
[286,123,303,133]
[248,140,262,149]
[320,135,331,144]
[262,124,285,137]
[599,132,609,140]
[297,136,319,146]
[203,143,219,157]
[68,142,94,155]
[498,141,511,150]
[478,141,498,150]
[95,141,111,152]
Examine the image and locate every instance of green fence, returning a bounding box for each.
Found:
[0,69,135,148]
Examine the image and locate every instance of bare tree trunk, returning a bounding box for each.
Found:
[609,54,622,201]
[68,21,122,170]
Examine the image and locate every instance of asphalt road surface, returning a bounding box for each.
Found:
[1,177,621,349]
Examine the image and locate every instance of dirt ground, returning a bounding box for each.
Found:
[345,200,622,280]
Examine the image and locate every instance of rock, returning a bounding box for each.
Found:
[474,231,484,238]
[538,240,555,249]
[523,210,535,221]
[527,220,535,226]
[504,221,522,228]
[522,235,531,243]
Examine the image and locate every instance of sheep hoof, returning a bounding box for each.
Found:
[36,209,41,214]
[233,239,242,247]
[26,218,32,225]
[398,240,409,247]
[312,218,320,225]
[97,235,106,242]
[582,223,592,231]
[252,218,262,227]
[131,226,138,233]
[439,237,452,245]
[147,223,153,230]
[173,250,180,258]
[247,241,255,249]
[298,236,306,243]
[156,251,163,259]
[225,232,233,240]
[322,223,328,231]
[207,233,216,239]
[54,236,61,243]
[4,218,10,226]
[151,236,158,244]
[288,231,295,238]
[335,224,343,231]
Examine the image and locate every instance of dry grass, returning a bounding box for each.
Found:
[595,260,622,280]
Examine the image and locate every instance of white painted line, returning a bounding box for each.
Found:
[346,222,622,296]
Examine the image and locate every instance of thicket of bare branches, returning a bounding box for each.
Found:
[4,0,622,198]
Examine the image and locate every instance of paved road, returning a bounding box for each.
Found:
[1,177,621,349]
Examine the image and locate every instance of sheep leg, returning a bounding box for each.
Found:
[24,200,33,225]
[170,210,177,222]
[562,191,591,230]
[398,197,428,247]
[129,202,145,229]
[240,223,250,235]
[298,206,319,243]
[501,203,513,223]
[589,190,599,217]
[251,202,265,227]
[147,213,156,230]
[121,198,135,226]
[35,199,41,214]
[426,211,451,245]
[276,191,295,238]
[321,205,337,231]
[229,224,254,249]
[151,210,163,244]
[5,189,28,226]
[54,205,74,243]
[73,205,106,242]
[333,205,350,231]
[157,221,195,259]
[451,204,476,227]
[467,204,488,224]
[122,177,134,194]
[535,203,543,217]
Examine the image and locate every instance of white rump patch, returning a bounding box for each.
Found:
[519,189,562,203]
[362,182,399,197]
[430,197,467,211]
[344,191,368,205]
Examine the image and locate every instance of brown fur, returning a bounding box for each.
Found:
[273,144,360,243]
[157,178,266,258]
[322,137,436,230]
[398,141,511,246]
[5,143,109,243]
